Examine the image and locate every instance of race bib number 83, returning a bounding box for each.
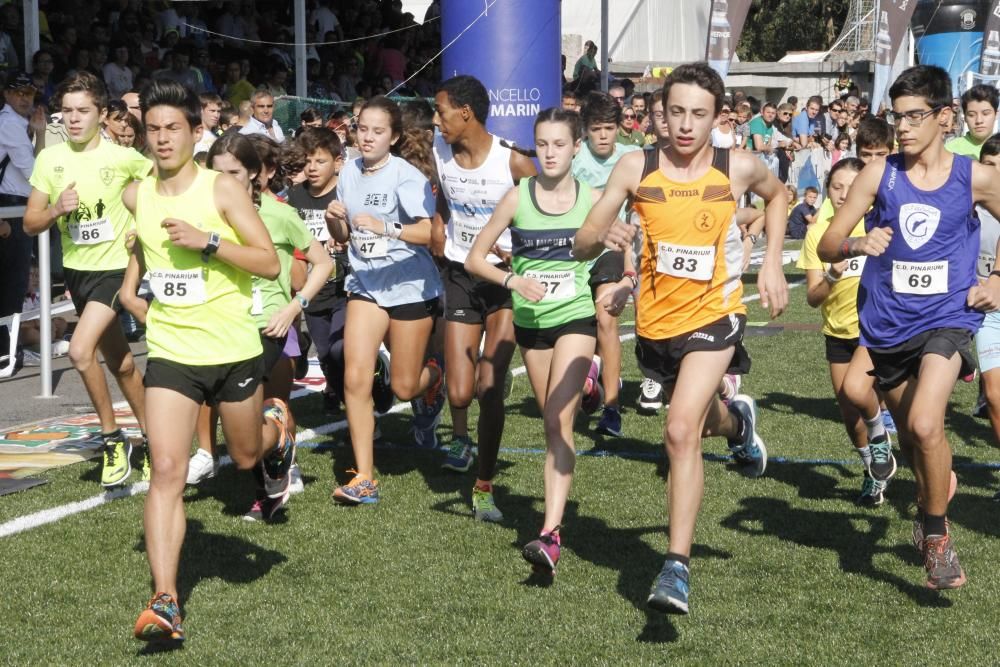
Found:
[656,242,715,281]
[891,260,948,295]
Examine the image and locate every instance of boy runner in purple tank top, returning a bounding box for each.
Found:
[820,65,1000,591]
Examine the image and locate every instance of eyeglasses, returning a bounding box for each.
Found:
[885,105,944,127]
[779,112,791,117]
[830,107,843,113]
[622,113,636,119]
[611,96,625,102]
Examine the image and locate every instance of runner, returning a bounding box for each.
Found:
[117,80,289,642]
[571,90,642,437]
[796,158,890,506]
[945,84,997,159]
[574,63,789,614]
[465,107,598,574]
[325,95,444,505]
[818,65,1000,590]
[23,72,151,487]
[430,75,535,520]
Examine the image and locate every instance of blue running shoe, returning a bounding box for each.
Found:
[411,356,446,448]
[647,559,690,614]
[442,435,474,472]
[596,406,623,437]
[726,394,767,478]
[882,410,897,434]
[332,471,380,505]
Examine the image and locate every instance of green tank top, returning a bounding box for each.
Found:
[510,177,596,329]
[135,167,262,365]
[252,196,313,329]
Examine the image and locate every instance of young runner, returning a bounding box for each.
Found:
[945,84,997,159]
[574,63,789,614]
[571,90,642,437]
[325,96,444,505]
[818,65,1000,590]
[430,75,535,520]
[466,107,598,574]
[118,80,288,642]
[24,72,151,487]
[796,158,890,506]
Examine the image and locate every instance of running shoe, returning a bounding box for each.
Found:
[910,515,952,553]
[923,534,967,590]
[140,448,151,483]
[261,398,296,499]
[243,492,288,522]
[857,474,887,507]
[472,485,504,522]
[101,434,132,487]
[726,394,767,478]
[21,348,41,366]
[720,373,742,401]
[185,449,218,485]
[882,410,898,434]
[442,435,474,472]
[522,528,560,574]
[411,356,446,448]
[295,330,312,380]
[638,376,664,414]
[373,349,394,414]
[134,592,184,642]
[581,356,603,415]
[322,389,343,417]
[867,436,897,483]
[972,392,989,420]
[333,471,380,505]
[596,406,623,437]
[647,558,691,614]
[289,462,304,495]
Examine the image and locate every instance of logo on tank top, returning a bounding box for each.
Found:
[694,209,717,232]
[899,203,941,250]
[100,167,114,186]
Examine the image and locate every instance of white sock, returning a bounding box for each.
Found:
[864,410,886,443]
[856,445,872,469]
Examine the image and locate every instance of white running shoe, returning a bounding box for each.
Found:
[289,462,304,494]
[638,376,664,413]
[185,449,218,485]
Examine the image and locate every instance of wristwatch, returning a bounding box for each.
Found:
[201,231,221,262]
[295,294,310,309]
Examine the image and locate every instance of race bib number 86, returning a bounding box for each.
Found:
[68,218,114,246]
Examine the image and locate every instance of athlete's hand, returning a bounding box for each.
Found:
[596,281,631,317]
[853,227,893,257]
[54,182,79,217]
[161,218,209,250]
[491,244,512,266]
[0,219,10,239]
[262,302,299,338]
[124,230,137,252]
[600,219,635,253]
[352,213,385,235]
[324,200,347,225]
[968,277,1000,312]
[741,236,754,272]
[510,274,546,302]
[827,259,847,280]
[757,260,788,319]
[430,220,446,258]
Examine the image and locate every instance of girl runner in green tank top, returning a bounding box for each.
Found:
[466,108,600,577]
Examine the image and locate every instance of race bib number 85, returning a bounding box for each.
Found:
[149,269,208,305]
[892,260,948,295]
[524,270,576,301]
[656,242,715,281]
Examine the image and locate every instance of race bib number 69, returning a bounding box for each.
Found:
[891,260,948,295]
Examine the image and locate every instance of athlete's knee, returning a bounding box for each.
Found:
[152,451,188,488]
[108,351,137,379]
[343,363,374,396]
[390,374,421,401]
[665,416,700,450]
[228,446,258,470]
[907,414,944,448]
[542,408,571,444]
[448,377,475,409]
[68,339,97,371]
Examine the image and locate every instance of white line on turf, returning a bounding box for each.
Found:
[0,278,806,538]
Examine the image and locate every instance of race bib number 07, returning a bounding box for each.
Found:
[68,218,114,245]
[149,269,208,305]
[303,210,329,242]
[656,242,715,281]
[891,260,948,295]
[524,269,576,301]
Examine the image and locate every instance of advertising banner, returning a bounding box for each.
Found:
[705,0,753,80]
[872,0,920,110]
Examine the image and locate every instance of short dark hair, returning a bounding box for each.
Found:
[888,65,952,109]
[662,62,725,114]
[581,90,621,127]
[140,79,201,129]
[825,157,866,190]
[299,106,322,124]
[761,102,777,112]
[804,186,819,195]
[437,74,489,125]
[534,107,582,142]
[961,83,1000,112]
[562,88,577,101]
[807,95,823,108]
[980,133,1000,160]
[296,126,343,158]
[55,71,108,111]
[855,117,894,151]
[199,92,222,108]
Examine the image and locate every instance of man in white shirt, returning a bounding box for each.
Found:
[239,89,284,142]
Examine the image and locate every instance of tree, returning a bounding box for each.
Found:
[737,0,851,62]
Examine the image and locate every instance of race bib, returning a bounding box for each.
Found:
[839,256,866,279]
[656,242,716,281]
[452,218,481,250]
[525,269,576,301]
[68,218,113,245]
[352,229,388,259]
[149,269,207,305]
[302,210,329,242]
[892,260,948,295]
[250,286,263,316]
[978,251,995,278]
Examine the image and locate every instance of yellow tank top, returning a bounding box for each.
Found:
[135,167,262,365]
[633,148,745,339]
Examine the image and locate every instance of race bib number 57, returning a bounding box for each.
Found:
[656,242,715,281]
[892,260,948,295]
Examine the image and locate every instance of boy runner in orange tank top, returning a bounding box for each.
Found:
[574,63,789,615]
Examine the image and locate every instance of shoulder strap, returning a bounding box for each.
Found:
[641,148,659,181]
[711,147,730,178]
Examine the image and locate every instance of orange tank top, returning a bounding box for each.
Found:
[633,148,745,340]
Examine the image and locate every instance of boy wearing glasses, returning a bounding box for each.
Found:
[819,65,1000,590]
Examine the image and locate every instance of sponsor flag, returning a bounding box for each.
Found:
[705,0,752,80]
[872,0,919,110]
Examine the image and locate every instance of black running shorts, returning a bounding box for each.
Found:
[144,355,264,405]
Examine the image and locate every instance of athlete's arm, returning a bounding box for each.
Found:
[732,151,788,317]
[325,200,350,242]
[465,188,544,302]
[573,150,641,260]
[23,184,76,235]
[211,173,280,279]
[351,212,432,245]
[736,207,765,272]
[509,150,538,184]
[818,159,889,262]
[262,238,332,338]
[119,243,148,324]
[967,163,1000,311]
[430,188,449,258]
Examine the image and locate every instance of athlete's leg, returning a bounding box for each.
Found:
[94,313,147,432]
[68,301,127,433]
[842,351,880,421]
[475,307,516,483]
[593,282,622,408]
[264,357,295,402]
[830,361,869,449]
[983,369,1000,444]
[143,387,201,599]
[444,319,483,438]
[217,386,266,468]
[387,315,438,401]
[342,299,390,479]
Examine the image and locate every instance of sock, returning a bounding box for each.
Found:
[666,551,690,567]
[474,479,492,493]
[101,429,123,443]
[864,411,886,443]
[252,464,266,488]
[856,446,872,469]
[923,513,947,538]
[541,527,561,544]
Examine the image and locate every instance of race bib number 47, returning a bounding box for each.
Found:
[656,242,715,281]
[149,269,208,305]
[892,260,948,295]
[68,218,114,245]
[352,229,388,259]
[524,269,576,301]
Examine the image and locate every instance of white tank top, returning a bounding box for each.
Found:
[434,133,514,264]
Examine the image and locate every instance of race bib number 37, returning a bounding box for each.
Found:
[68,218,114,245]
[656,242,715,281]
[524,269,576,301]
[892,260,948,295]
[149,269,208,305]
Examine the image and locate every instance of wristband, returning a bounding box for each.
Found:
[824,270,838,284]
[382,220,403,239]
[991,270,1000,280]
[747,233,758,245]
[623,270,638,290]
[502,272,514,289]
[839,238,852,259]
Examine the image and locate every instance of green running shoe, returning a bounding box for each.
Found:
[101,435,132,487]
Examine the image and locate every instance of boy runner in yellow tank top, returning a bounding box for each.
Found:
[117,80,282,644]
[24,72,152,487]
[574,63,789,615]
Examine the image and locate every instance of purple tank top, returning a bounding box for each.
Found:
[858,153,983,348]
